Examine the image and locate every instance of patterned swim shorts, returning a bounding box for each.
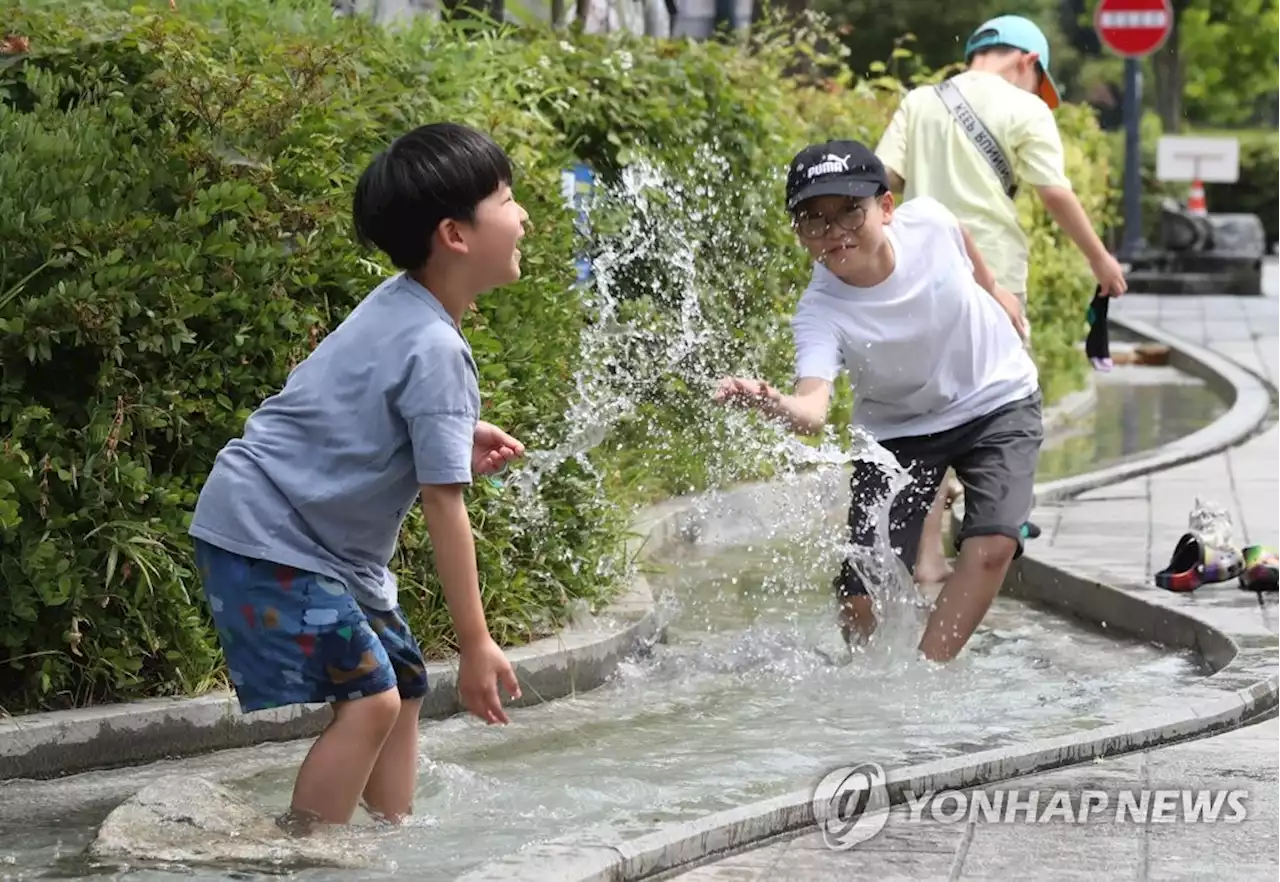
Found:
[193,539,428,713]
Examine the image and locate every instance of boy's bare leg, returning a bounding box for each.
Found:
[287,689,402,828]
[362,697,424,824]
[839,595,877,645]
[917,534,1017,662]
[913,482,953,584]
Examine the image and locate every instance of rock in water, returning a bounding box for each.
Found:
[88,775,374,871]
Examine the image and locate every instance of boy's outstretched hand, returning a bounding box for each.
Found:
[713,376,780,408]
[472,420,525,476]
[458,635,522,724]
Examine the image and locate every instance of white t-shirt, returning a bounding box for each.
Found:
[791,196,1039,441]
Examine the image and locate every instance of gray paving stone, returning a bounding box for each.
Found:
[957,822,1142,875]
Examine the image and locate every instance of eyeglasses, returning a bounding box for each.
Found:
[792,201,869,240]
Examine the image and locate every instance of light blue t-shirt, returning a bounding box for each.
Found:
[189,274,479,611]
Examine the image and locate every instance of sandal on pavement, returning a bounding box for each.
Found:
[1154,533,1245,592]
[1239,545,1278,592]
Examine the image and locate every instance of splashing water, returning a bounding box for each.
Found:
[497,150,929,656]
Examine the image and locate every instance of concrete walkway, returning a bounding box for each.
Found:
[670,274,1279,880]
[670,716,1278,881]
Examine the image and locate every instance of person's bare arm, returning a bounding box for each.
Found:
[1036,185,1128,295]
[716,376,833,435]
[957,221,1028,339]
[957,223,999,294]
[886,169,906,194]
[419,484,489,649]
[1034,185,1109,262]
[419,483,518,723]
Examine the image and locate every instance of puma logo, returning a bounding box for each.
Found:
[806,153,851,179]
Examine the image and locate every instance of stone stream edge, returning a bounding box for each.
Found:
[451,313,1279,882]
[0,367,1099,783]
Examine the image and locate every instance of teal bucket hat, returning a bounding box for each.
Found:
[965,14,1061,108]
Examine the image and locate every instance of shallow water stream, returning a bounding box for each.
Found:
[0,364,1227,881]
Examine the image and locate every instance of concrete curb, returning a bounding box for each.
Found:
[1040,372,1098,439]
[0,570,663,783]
[1033,314,1274,504]
[452,315,1278,882]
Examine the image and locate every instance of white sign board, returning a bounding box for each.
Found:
[1156,135,1240,183]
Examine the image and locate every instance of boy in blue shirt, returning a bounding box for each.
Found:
[189,122,528,829]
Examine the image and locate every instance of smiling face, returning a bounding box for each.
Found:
[792,191,895,278]
[462,182,529,288]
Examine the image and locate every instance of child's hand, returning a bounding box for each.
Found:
[472,420,525,476]
[1090,253,1128,297]
[457,635,521,724]
[713,376,779,408]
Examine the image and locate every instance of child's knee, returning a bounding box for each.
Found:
[959,533,1018,572]
[334,687,402,739]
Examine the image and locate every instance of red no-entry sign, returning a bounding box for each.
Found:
[1095,0,1174,57]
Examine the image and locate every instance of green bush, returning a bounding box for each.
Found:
[0,0,1114,713]
[1204,131,1279,248]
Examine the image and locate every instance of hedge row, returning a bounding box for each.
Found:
[0,0,1115,712]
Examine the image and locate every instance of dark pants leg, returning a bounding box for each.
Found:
[833,449,947,600]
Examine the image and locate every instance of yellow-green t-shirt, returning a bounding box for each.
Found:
[875,70,1072,294]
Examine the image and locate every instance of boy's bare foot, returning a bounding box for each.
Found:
[276,807,326,839]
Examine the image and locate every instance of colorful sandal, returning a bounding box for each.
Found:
[1154,533,1245,592]
[1239,546,1278,592]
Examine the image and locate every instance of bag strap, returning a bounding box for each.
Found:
[932,78,1019,200]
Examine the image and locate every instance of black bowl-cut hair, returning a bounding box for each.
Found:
[353,122,513,272]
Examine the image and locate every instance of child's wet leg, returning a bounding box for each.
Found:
[287,688,402,828]
[839,594,877,645]
[362,697,424,824]
[918,534,1017,662]
[914,481,954,584]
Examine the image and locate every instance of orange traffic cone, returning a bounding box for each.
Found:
[1187,179,1207,216]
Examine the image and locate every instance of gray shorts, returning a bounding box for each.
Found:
[834,391,1044,598]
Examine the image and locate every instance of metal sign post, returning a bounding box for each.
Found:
[1094,0,1174,259]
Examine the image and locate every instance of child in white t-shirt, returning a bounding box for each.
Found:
[715,139,1044,662]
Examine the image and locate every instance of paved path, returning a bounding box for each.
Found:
[671,271,1279,881]
[671,717,1278,882]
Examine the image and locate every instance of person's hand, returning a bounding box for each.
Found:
[1090,253,1128,297]
[457,636,521,724]
[713,376,780,409]
[472,420,525,476]
[991,285,1029,342]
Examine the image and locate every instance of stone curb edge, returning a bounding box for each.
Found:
[1033,314,1274,504]
[0,565,664,783]
[451,313,1278,881]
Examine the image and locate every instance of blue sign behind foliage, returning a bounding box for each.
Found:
[561,163,595,285]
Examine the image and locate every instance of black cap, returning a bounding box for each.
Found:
[785,140,889,211]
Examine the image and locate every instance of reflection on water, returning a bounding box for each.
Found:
[1037,366,1226,482]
